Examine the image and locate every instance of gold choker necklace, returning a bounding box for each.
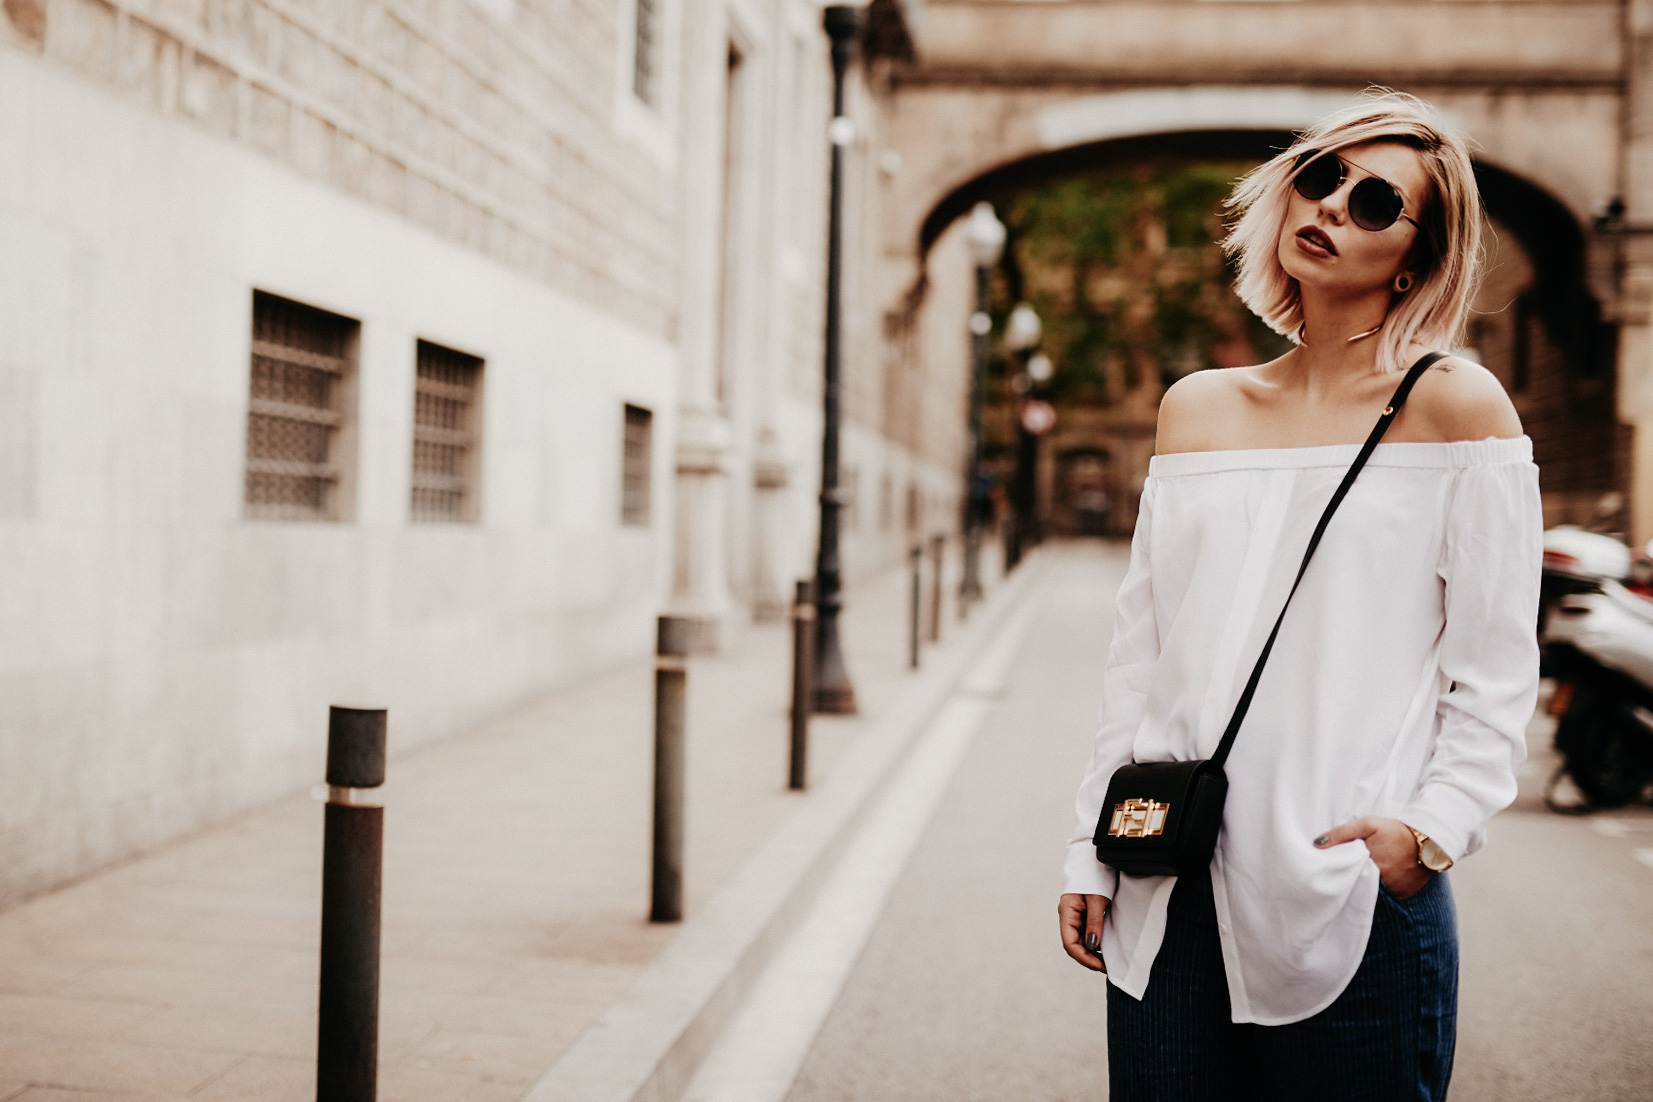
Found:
[1298,322,1384,345]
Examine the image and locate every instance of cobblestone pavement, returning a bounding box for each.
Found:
[0,545,997,1101]
[774,542,1653,1102]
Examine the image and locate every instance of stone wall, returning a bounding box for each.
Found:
[0,40,683,905]
[3,0,681,337]
[0,0,972,906]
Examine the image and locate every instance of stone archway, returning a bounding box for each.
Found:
[1473,164,1627,528]
[880,93,1622,532]
[883,83,1617,277]
[855,0,1653,536]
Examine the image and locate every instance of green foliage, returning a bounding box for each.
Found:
[991,162,1286,407]
[1162,166,1237,248]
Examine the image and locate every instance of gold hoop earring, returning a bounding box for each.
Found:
[1393,272,1414,294]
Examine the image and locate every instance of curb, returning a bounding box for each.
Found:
[520,553,1051,1102]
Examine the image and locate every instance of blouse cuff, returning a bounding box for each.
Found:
[1063,841,1119,899]
[1398,792,1478,865]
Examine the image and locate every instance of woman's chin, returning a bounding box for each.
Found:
[1277,250,1318,283]
[1278,252,1329,286]
[1280,262,1383,299]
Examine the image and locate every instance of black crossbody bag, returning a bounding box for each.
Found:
[1092,351,1444,878]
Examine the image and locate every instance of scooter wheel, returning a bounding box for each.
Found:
[1559,697,1653,809]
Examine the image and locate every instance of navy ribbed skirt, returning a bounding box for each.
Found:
[1105,867,1458,1101]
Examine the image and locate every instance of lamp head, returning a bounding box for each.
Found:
[1006,302,1042,351]
[965,202,1006,269]
[822,5,863,42]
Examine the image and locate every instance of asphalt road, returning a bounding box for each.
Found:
[780,541,1653,1101]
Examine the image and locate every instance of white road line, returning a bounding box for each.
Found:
[1634,848,1653,871]
[681,606,1036,1102]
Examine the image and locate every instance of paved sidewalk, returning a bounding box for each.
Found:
[0,546,1001,1101]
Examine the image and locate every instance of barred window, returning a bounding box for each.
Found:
[411,341,483,524]
[622,404,652,526]
[632,0,658,105]
[245,292,358,521]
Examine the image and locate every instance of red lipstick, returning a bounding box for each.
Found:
[1296,225,1337,258]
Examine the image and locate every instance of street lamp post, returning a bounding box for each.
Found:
[1004,302,1042,570]
[1024,351,1054,548]
[960,202,1005,611]
[811,4,862,715]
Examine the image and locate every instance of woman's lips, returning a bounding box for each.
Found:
[1296,226,1337,258]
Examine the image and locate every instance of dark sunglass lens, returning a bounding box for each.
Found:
[1349,177,1404,231]
[1293,155,1342,201]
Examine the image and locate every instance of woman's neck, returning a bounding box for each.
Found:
[1291,286,1392,397]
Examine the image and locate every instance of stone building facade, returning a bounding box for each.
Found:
[0,0,961,904]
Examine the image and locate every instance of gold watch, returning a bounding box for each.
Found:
[1408,826,1453,873]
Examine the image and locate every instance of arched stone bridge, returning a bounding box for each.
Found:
[864,0,1653,536]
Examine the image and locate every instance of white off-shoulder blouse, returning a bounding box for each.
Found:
[1064,435,1542,1025]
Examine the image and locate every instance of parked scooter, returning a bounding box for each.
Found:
[1539,525,1653,811]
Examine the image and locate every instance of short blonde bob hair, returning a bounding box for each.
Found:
[1224,90,1483,372]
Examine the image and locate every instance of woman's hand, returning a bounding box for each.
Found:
[1058,893,1110,972]
[1314,816,1431,899]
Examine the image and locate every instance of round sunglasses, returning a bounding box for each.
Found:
[1292,150,1419,233]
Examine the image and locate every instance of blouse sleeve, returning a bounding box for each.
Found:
[1400,455,1543,863]
[1063,479,1162,898]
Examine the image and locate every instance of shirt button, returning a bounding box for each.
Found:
[1218,923,1231,936]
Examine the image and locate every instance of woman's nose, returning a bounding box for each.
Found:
[1318,185,1351,224]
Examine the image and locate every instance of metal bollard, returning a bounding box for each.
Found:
[928,534,945,643]
[652,616,691,923]
[790,580,815,790]
[317,706,386,1102]
[908,545,922,669]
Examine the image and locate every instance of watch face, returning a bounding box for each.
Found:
[1409,828,1453,872]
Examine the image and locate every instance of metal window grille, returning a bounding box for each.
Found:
[633,0,658,104]
[622,404,653,526]
[245,292,356,521]
[411,341,483,523]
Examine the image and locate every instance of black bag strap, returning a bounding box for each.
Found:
[1209,350,1445,768]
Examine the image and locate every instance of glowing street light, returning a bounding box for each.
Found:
[960,202,1005,609]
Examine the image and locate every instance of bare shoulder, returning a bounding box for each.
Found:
[1157,367,1252,454]
[1405,354,1523,442]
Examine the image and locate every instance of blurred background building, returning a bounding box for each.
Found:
[892,8,1634,545]
[0,0,963,906]
[1,0,1647,907]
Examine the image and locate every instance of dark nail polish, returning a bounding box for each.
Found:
[1313,834,1329,847]
[1084,932,1100,954]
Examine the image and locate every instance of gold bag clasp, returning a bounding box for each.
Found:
[1108,797,1170,838]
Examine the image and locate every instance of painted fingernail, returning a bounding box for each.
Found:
[1085,932,1100,954]
[1313,834,1329,847]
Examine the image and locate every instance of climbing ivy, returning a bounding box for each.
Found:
[990,163,1290,407]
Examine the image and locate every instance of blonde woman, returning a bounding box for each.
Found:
[1057,92,1540,1099]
